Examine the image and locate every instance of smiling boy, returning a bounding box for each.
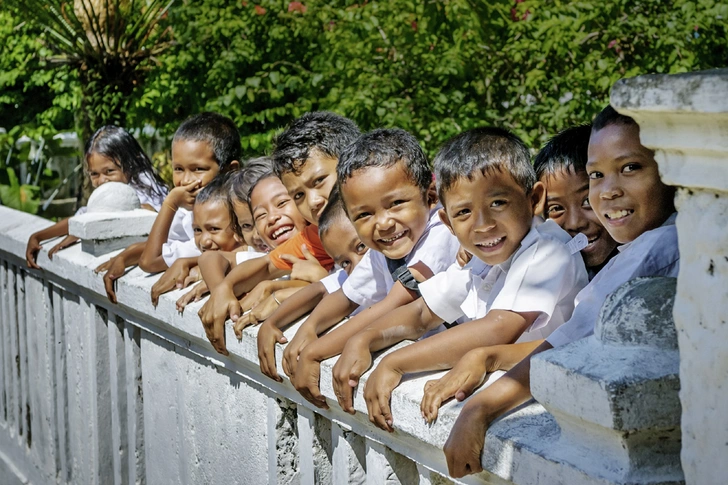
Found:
[441,106,678,478]
[333,127,588,427]
[283,128,460,409]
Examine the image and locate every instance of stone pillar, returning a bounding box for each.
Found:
[611,70,728,485]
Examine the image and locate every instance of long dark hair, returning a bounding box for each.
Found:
[85,126,168,200]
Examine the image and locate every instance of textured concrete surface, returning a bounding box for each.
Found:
[69,209,157,240]
[613,69,728,485]
[86,181,141,213]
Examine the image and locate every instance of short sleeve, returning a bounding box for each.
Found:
[162,239,201,267]
[320,268,348,294]
[342,251,390,307]
[418,263,471,323]
[490,236,584,332]
[235,249,266,265]
[406,221,460,276]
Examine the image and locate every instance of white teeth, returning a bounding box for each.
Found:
[478,236,504,248]
[271,226,291,239]
[380,231,405,243]
[606,209,632,220]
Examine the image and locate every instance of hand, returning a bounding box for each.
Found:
[97,254,128,304]
[456,246,472,267]
[280,245,328,283]
[292,347,328,409]
[150,258,193,306]
[47,235,80,260]
[420,347,489,424]
[332,336,373,414]
[184,265,202,287]
[26,234,42,269]
[166,181,200,211]
[176,281,208,313]
[233,294,279,339]
[443,402,489,477]
[363,359,403,432]
[257,321,288,382]
[198,284,241,356]
[282,324,318,380]
[238,280,272,313]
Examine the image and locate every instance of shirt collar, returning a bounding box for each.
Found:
[617,212,678,253]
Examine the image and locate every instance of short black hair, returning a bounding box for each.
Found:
[592,105,638,133]
[195,172,237,235]
[434,127,534,203]
[228,157,275,204]
[173,112,241,169]
[85,125,167,201]
[534,124,591,180]
[317,185,348,237]
[337,128,431,201]
[272,111,361,177]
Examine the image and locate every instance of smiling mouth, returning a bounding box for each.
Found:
[270,225,293,241]
[476,236,505,249]
[378,230,407,244]
[605,209,634,220]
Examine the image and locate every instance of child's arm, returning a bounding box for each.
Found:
[95,241,147,303]
[292,281,418,408]
[362,309,540,431]
[197,255,289,356]
[150,256,200,306]
[443,341,553,478]
[198,250,238,292]
[139,181,198,273]
[239,278,309,315]
[332,297,444,412]
[26,218,70,268]
[258,281,329,382]
[420,340,544,423]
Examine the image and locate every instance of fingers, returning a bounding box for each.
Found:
[26,248,41,269]
[367,391,394,432]
[104,273,118,304]
[228,300,242,322]
[258,327,284,382]
[209,319,228,356]
[233,314,252,340]
[182,274,197,288]
[94,260,111,274]
[300,244,316,261]
[279,254,304,265]
[47,243,60,260]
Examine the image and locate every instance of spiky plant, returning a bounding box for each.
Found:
[7,0,175,139]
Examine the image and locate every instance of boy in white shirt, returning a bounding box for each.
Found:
[335,128,588,427]
[440,105,678,479]
[284,128,460,409]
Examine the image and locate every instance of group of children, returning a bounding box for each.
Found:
[25,105,679,479]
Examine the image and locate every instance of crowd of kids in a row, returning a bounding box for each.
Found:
[25,107,679,478]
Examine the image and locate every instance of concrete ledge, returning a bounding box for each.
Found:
[69,209,157,240]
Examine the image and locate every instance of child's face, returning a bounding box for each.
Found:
[587,124,675,244]
[231,199,270,253]
[440,169,544,266]
[320,220,369,275]
[171,139,220,191]
[192,199,240,252]
[280,148,338,226]
[250,176,307,249]
[341,163,432,260]
[543,167,617,268]
[87,153,128,188]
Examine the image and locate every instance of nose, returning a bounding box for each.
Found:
[374,211,395,232]
[563,209,588,237]
[309,192,325,216]
[97,175,109,186]
[266,208,282,227]
[199,233,214,250]
[473,209,496,233]
[181,170,196,186]
[598,174,623,200]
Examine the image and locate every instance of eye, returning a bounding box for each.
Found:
[490,199,507,208]
[241,223,253,231]
[455,208,471,218]
[340,260,351,269]
[356,242,367,253]
[173,166,183,172]
[581,197,592,209]
[277,198,290,208]
[546,204,564,217]
[254,212,267,222]
[106,168,116,174]
[391,199,406,207]
[588,171,603,180]
[193,228,201,234]
[293,192,304,201]
[622,162,641,173]
[314,176,326,186]
[354,212,370,221]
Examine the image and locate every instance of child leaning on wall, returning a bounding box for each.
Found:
[343,127,588,429]
[284,128,460,409]
[26,125,167,272]
[138,112,241,304]
[197,111,361,356]
[440,105,679,479]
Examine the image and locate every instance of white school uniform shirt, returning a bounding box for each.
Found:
[419,217,589,341]
[74,172,168,215]
[161,207,201,267]
[342,205,460,309]
[235,247,267,265]
[546,213,679,348]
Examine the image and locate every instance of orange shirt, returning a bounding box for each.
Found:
[269,224,335,271]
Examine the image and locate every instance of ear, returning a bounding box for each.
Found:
[530,181,546,216]
[438,208,456,236]
[227,160,240,172]
[426,179,439,208]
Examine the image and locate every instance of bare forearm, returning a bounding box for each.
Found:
[225,256,288,297]
[116,242,146,268]
[265,282,328,329]
[485,340,545,372]
[269,279,308,292]
[357,298,443,353]
[33,218,69,243]
[384,310,538,375]
[139,205,176,271]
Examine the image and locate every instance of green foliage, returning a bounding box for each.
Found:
[0,167,41,214]
[4,0,728,160]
